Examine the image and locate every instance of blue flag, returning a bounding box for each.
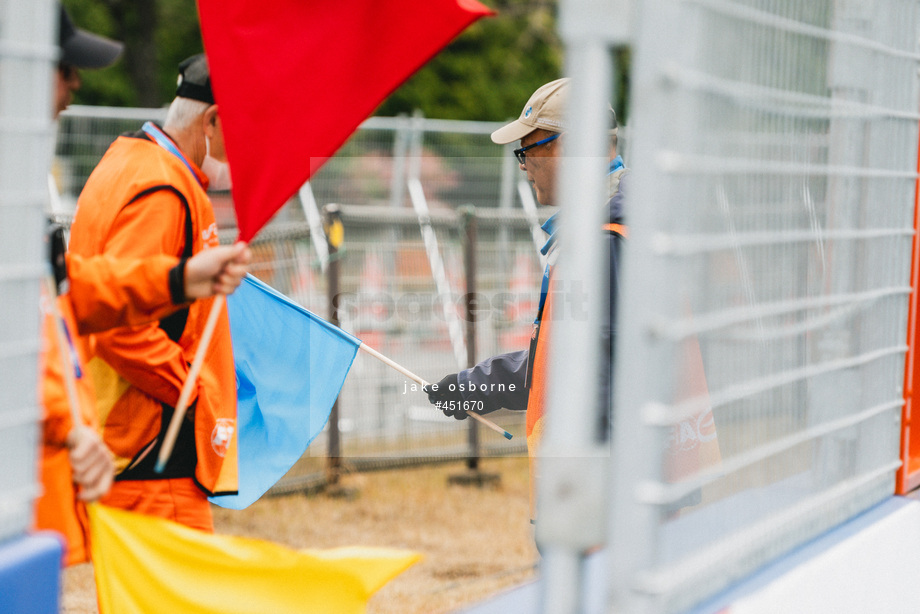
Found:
[211,274,361,510]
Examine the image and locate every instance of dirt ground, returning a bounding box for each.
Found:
[61,456,539,613]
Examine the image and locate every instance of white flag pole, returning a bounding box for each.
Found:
[357,343,513,440]
[155,295,225,473]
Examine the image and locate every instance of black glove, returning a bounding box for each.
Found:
[423,373,468,420]
[46,223,68,294]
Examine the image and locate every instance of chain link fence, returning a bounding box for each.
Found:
[53,109,560,492]
[245,207,545,493]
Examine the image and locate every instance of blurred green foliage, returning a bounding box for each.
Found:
[62,0,629,123]
[377,0,563,121]
[65,0,203,107]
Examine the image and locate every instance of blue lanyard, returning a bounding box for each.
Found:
[61,318,83,379]
[536,263,552,323]
[540,213,559,257]
[534,156,625,322]
[535,213,559,321]
[141,122,203,188]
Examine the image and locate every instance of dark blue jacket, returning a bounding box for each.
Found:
[458,170,628,437]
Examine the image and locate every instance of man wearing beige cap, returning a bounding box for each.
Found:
[425,78,626,523]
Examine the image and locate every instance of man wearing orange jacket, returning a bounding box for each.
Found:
[35,7,251,565]
[67,53,238,533]
[37,241,251,566]
[35,4,125,565]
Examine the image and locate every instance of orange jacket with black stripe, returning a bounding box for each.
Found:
[67,126,238,497]
[66,252,192,334]
[42,252,191,447]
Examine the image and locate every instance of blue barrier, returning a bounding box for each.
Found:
[0,533,63,614]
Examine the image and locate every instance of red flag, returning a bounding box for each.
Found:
[198,0,493,241]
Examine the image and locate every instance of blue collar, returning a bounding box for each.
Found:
[540,156,624,256]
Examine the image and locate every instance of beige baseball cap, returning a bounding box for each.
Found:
[491,78,570,145]
[491,78,619,145]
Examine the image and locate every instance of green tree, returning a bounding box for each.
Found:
[376,0,563,122]
[65,0,202,108]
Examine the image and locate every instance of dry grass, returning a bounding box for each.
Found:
[62,456,538,613]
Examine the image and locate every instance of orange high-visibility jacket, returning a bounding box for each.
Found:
[41,253,190,447]
[67,253,183,334]
[522,225,627,518]
[35,293,98,566]
[68,128,238,497]
[37,252,197,565]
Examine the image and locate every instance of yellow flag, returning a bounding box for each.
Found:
[87,503,420,614]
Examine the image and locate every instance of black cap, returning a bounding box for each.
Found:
[176,54,214,104]
[58,5,123,69]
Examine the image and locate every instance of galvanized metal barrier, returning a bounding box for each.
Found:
[0,0,55,544]
[610,1,920,612]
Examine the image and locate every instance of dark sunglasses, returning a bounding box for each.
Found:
[513,133,561,165]
[58,61,79,81]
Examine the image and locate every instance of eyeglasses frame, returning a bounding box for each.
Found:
[513,132,561,165]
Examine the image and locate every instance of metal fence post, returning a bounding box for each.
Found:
[0,0,55,544]
[389,114,410,211]
[539,0,629,611]
[324,204,344,488]
[462,206,480,471]
[498,144,518,285]
[407,110,468,369]
[449,206,500,488]
[386,114,411,296]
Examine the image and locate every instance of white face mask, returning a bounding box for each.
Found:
[202,135,232,191]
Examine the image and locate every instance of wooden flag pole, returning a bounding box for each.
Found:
[155,295,225,473]
[357,343,513,440]
[44,275,83,428]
